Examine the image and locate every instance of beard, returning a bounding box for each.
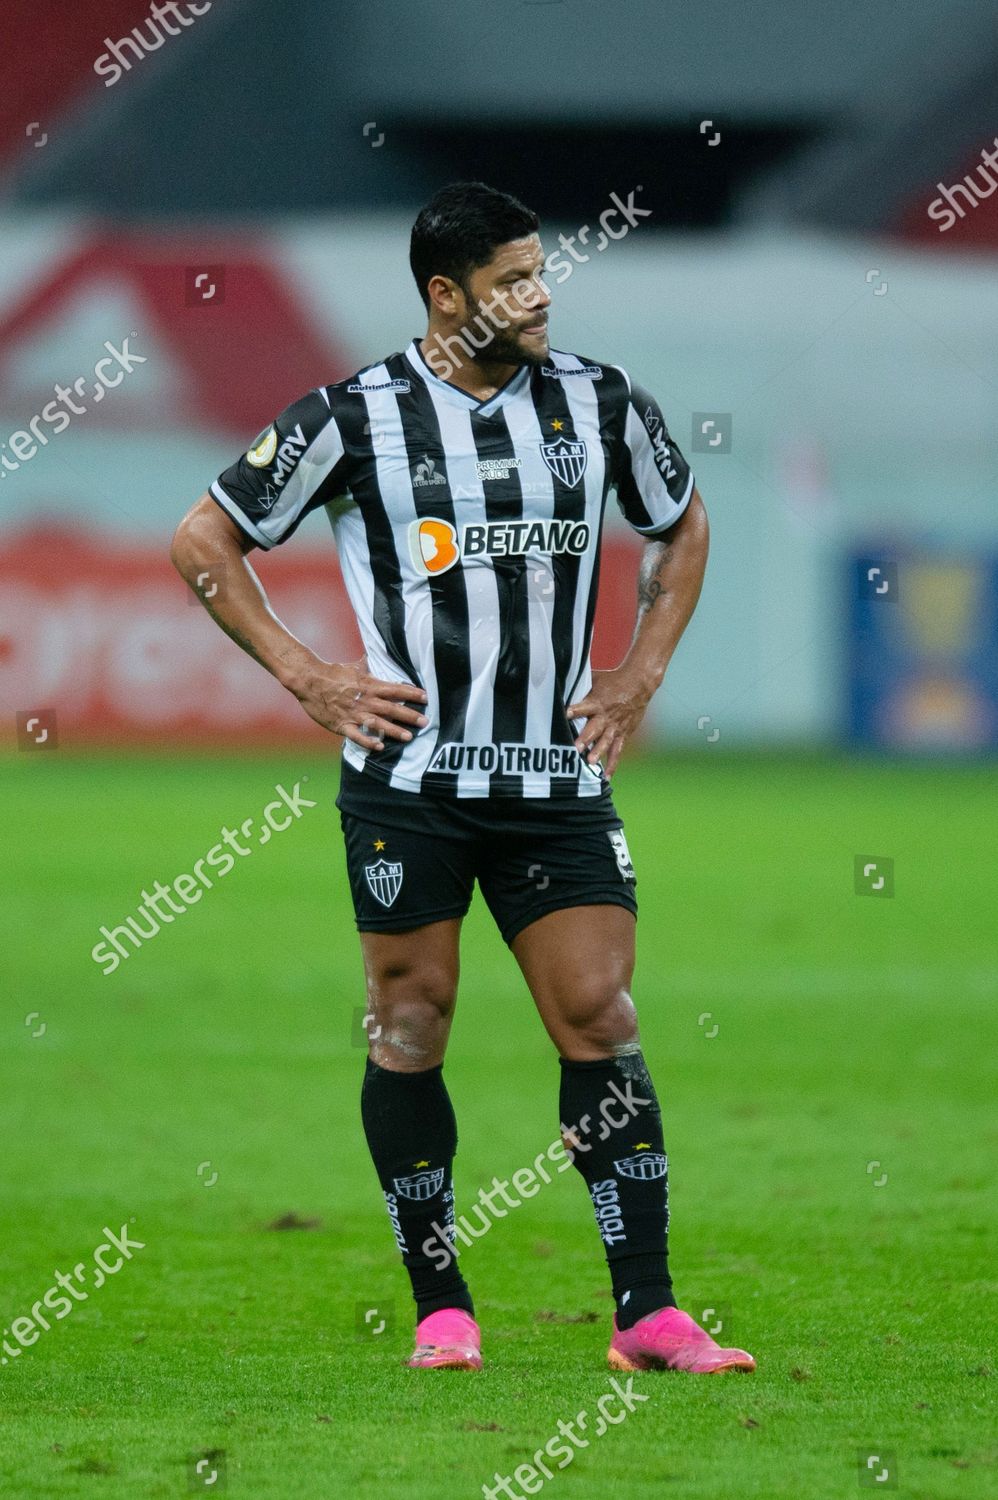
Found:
[458,292,549,367]
[475,322,548,366]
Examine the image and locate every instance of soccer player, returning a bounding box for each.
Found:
[171,182,755,1375]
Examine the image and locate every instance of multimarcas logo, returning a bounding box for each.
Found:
[409,517,591,575]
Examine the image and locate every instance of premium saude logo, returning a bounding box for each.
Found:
[475,456,522,480]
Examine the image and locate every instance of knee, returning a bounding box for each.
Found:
[561,981,639,1056]
[374,957,457,1019]
[366,959,457,1062]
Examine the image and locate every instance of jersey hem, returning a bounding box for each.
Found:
[372,775,606,800]
[342,749,609,801]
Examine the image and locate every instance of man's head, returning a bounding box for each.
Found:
[410,182,551,368]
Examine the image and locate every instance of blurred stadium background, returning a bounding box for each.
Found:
[3,0,997,751]
[2,3,996,1497]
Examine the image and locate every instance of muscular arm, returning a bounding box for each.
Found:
[625,487,709,693]
[170,494,427,750]
[567,488,708,776]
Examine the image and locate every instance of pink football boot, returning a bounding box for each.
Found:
[407,1308,482,1370]
[608,1306,755,1373]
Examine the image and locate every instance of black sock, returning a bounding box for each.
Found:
[559,1051,676,1330]
[360,1058,474,1324]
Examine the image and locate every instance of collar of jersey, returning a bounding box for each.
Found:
[404,338,531,416]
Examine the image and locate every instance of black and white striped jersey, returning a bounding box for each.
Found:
[211,339,695,799]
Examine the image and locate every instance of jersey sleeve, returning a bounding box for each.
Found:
[610,371,695,536]
[209,388,351,549]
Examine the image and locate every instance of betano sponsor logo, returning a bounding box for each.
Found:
[429,742,596,776]
[409,517,591,576]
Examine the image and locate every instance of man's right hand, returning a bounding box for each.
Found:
[288,657,428,751]
[170,496,429,754]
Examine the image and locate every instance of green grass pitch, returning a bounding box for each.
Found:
[1,750,994,1498]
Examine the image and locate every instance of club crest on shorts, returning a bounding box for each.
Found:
[539,436,588,488]
[364,858,403,908]
[392,1167,445,1200]
[614,1152,668,1181]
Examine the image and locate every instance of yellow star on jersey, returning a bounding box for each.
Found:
[551,418,564,431]
[635,1143,651,1150]
[373,838,386,851]
[414,1160,429,1167]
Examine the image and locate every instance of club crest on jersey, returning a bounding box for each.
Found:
[614,1152,668,1181]
[364,858,403,908]
[539,436,588,488]
[392,1167,445,1201]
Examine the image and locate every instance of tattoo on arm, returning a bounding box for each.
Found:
[637,577,662,614]
[636,541,673,617]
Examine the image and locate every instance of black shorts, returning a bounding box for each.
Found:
[336,760,638,946]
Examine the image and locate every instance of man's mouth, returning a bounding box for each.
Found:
[521,321,548,335]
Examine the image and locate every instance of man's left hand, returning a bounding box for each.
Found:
[567,668,655,778]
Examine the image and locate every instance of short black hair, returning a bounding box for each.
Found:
[409,182,540,309]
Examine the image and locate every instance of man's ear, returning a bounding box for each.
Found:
[426,273,462,318]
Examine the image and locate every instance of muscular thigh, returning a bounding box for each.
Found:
[511,904,639,1059]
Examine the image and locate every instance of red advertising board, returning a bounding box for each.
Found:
[1,525,644,749]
